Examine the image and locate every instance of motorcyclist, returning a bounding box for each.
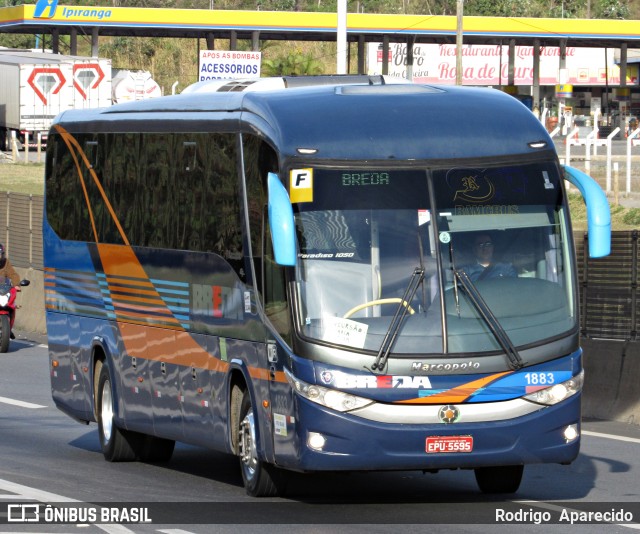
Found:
[0,244,20,340]
[0,244,19,286]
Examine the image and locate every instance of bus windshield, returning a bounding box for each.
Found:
[291,162,574,355]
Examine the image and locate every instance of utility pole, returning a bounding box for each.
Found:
[456,0,463,85]
[337,0,347,74]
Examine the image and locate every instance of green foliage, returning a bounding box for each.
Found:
[0,33,36,49]
[622,208,640,227]
[465,0,546,17]
[594,0,630,19]
[262,52,324,75]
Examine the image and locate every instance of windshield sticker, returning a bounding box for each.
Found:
[542,171,555,189]
[321,316,368,349]
[418,209,431,226]
[439,231,451,244]
[290,168,313,203]
[273,413,289,437]
[453,173,495,203]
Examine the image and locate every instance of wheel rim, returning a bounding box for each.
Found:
[101,379,113,442]
[239,410,258,481]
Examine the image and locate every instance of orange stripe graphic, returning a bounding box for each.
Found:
[48,129,284,384]
[396,371,512,404]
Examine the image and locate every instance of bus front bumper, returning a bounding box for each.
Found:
[274,393,581,472]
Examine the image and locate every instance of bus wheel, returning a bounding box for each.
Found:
[237,389,287,497]
[138,435,175,463]
[474,465,524,494]
[97,361,139,462]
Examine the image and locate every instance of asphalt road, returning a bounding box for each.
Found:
[0,336,639,533]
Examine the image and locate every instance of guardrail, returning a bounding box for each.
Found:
[562,127,640,197]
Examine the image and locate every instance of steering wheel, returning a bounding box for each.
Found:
[343,298,415,319]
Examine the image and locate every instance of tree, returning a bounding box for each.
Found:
[262,52,324,75]
[594,0,630,19]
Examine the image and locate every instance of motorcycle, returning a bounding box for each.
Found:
[0,277,30,352]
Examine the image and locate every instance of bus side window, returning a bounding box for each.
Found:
[243,135,292,344]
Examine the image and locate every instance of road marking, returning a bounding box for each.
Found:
[583,430,640,445]
[516,500,640,530]
[519,427,640,531]
[0,478,135,534]
[0,396,46,409]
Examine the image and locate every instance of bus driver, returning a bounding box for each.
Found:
[464,233,517,281]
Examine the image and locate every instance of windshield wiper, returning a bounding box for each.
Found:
[371,267,424,374]
[452,268,525,371]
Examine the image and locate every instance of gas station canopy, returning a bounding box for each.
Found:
[1,3,640,48]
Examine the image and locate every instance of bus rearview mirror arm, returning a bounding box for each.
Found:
[563,165,611,258]
[268,172,297,266]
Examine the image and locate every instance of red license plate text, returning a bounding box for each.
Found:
[425,435,473,453]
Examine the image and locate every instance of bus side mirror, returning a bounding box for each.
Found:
[563,165,611,258]
[267,172,297,266]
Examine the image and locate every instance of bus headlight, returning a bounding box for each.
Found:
[285,369,373,412]
[523,370,584,406]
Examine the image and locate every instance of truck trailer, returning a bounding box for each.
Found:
[0,50,111,150]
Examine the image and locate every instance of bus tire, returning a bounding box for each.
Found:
[474,465,524,494]
[97,360,139,462]
[237,388,287,497]
[138,435,175,463]
[0,315,10,353]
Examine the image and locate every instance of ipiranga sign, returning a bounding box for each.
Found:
[198,50,261,81]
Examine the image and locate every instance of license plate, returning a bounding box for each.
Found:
[425,435,473,453]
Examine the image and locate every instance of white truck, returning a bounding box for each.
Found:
[0,50,112,150]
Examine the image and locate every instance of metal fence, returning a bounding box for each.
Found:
[0,192,43,269]
[577,230,640,341]
[1,190,638,341]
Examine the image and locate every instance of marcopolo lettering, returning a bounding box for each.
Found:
[412,361,481,372]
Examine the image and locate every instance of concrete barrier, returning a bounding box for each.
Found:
[581,338,640,426]
[13,267,46,335]
[8,269,640,427]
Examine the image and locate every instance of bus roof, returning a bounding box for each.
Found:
[52,77,554,162]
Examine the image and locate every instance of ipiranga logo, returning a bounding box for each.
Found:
[34,0,58,19]
[34,0,113,20]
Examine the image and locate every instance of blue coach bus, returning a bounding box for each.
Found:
[44,75,610,497]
